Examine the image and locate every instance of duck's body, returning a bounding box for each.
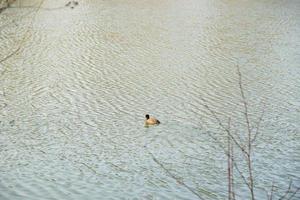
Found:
[145,114,160,126]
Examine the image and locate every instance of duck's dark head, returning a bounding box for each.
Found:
[145,114,150,119]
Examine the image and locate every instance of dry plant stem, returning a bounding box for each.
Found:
[251,104,265,144]
[148,152,205,200]
[231,143,236,200]
[249,99,266,144]
[278,180,293,200]
[287,187,300,200]
[230,148,251,190]
[228,128,233,200]
[278,180,300,200]
[0,0,45,65]
[0,9,35,31]
[237,65,255,200]
[200,99,248,157]
[202,65,299,200]
[8,5,66,10]
[201,103,252,191]
[237,65,252,140]
[270,182,274,200]
[0,44,22,63]
[201,66,256,199]
[227,118,235,200]
[203,119,251,190]
[228,122,232,200]
[227,117,236,200]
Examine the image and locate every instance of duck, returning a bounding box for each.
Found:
[145,114,160,126]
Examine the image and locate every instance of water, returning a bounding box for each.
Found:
[0,0,300,199]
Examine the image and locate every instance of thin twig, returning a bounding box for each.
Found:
[0,0,45,65]
[237,65,255,200]
[202,122,250,190]
[278,180,293,200]
[287,187,300,200]
[200,99,248,157]
[231,144,236,200]
[0,9,35,31]
[228,120,232,200]
[251,102,266,144]
[232,158,251,189]
[148,152,205,200]
[8,5,65,11]
[270,182,275,200]
[81,162,100,175]
[205,130,251,190]
[237,65,252,139]
[0,45,22,64]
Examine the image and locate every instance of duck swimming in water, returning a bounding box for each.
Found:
[145,114,160,126]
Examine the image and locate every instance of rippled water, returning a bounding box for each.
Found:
[1,0,300,199]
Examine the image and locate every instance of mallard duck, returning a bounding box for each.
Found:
[145,114,160,125]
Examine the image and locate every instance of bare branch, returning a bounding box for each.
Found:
[201,117,250,190]
[270,182,275,200]
[0,0,45,65]
[236,65,255,200]
[278,180,293,200]
[236,64,252,139]
[8,5,66,11]
[0,9,35,31]
[148,151,205,200]
[231,143,236,200]
[287,187,300,200]
[0,45,22,64]
[228,125,232,200]
[232,157,251,190]
[251,102,266,144]
[199,98,248,157]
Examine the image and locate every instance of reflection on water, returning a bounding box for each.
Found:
[0,0,300,199]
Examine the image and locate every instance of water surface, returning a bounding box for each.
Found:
[0,0,300,199]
